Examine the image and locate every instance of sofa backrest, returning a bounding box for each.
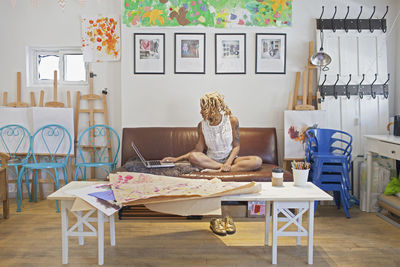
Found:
[121,127,278,166]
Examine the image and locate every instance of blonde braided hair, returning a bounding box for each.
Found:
[200,92,232,123]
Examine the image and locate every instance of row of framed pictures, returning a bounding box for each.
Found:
[134,33,286,75]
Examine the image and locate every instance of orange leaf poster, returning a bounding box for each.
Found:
[81,15,120,62]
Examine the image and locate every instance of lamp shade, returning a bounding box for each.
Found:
[310,48,332,67]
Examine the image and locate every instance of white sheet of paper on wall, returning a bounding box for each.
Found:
[0,107,32,154]
[31,107,74,155]
[284,110,327,159]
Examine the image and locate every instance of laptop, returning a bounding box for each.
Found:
[131,142,175,168]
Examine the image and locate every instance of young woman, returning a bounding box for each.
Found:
[162,92,262,172]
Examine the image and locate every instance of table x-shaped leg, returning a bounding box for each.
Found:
[61,200,116,265]
[271,201,314,265]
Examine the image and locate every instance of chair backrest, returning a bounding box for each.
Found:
[76,124,120,165]
[31,124,72,165]
[305,128,353,165]
[0,124,31,165]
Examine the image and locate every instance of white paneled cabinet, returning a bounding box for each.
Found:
[317,30,389,157]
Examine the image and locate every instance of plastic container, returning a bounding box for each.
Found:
[292,168,309,186]
[272,168,284,186]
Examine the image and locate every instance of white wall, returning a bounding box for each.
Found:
[121,0,399,164]
[0,0,121,141]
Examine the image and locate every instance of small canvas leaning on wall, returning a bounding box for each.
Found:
[284,110,327,159]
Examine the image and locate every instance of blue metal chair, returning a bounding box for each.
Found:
[0,124,32,211]
[74,124,120,181]
[17,124,72,212]
[305,128,353,218]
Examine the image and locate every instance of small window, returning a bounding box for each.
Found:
[27,47,88,87]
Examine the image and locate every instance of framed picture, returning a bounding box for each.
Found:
[134,33,165,74]
[174,33,205,74]
[215,33,246,74]
[255,33,286,74]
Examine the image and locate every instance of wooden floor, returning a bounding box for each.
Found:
[0,200,399,267]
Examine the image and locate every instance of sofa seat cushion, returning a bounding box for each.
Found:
[122,158,200,177]
[179,164,293,182]
[117,159,293,183]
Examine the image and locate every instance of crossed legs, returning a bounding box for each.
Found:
[188,152,262,172]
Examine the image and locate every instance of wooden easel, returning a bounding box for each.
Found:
[288,41,319,111]
[5,72,29,107]
[75,72,110,179]
[38,71,71,108]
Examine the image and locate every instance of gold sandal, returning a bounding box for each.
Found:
[224,216,236,234]
[210,218,227,236]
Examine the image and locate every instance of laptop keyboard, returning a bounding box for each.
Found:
[148,160,162,166]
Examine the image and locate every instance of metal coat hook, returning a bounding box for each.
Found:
[358,74,365,99]
[381,6,389,32]
[345,74,352,99]
[357,6,363,33]
[371,73,378,99]
[320,74,327,100]
[331,6,337,32]
[383,73,390,99]
[319,6,325,32]
[344,6,350,32]
[383,73,390,86]
[369,6,376,33]
[333,74,340,99]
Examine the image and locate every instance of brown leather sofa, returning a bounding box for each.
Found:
[118,127,292,182]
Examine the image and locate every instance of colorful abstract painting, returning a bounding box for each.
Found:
[81,15,121,62]
[123,0,292,28]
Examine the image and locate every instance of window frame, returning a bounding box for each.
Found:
[26,46,89,87]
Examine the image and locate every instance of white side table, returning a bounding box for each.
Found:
[48,181,116,265]
[365,135,400,212]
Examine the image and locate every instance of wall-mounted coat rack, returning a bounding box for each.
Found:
[319,73,390,100]
[316,6,388,32]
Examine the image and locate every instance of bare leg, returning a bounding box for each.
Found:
[230,156,262,172]
[188,152,222,170]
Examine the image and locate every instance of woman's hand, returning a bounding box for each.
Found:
[161,157,178,163]
[220,163,231,172]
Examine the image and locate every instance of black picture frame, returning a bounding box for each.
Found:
[215,33,246,74]
[134,33,165,74]
[174,33,206,74]
[255,33,286,74]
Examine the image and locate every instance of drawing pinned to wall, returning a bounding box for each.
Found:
[284,110,327,159]
[123,0,292,28]
[31,0,39,9]
[81,15,121,62]
[79,0,86,8]
[58,0,66,10]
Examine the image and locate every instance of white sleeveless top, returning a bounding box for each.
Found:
[201,115,233,161]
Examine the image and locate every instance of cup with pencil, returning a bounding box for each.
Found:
[291,161,310,186]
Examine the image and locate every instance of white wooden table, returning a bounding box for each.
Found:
[47,181,116,265]
[49,181,331,265]
[222,182,332,265]
[365,135,400,212]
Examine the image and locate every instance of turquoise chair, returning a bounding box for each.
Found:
[17,124,72,212]
[74,124,120,181]
[0,124,32,211]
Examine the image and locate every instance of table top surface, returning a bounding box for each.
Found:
[365,134,400,144]
[48,181,333,202]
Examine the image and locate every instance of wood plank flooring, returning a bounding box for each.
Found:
[0,200,399,267]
